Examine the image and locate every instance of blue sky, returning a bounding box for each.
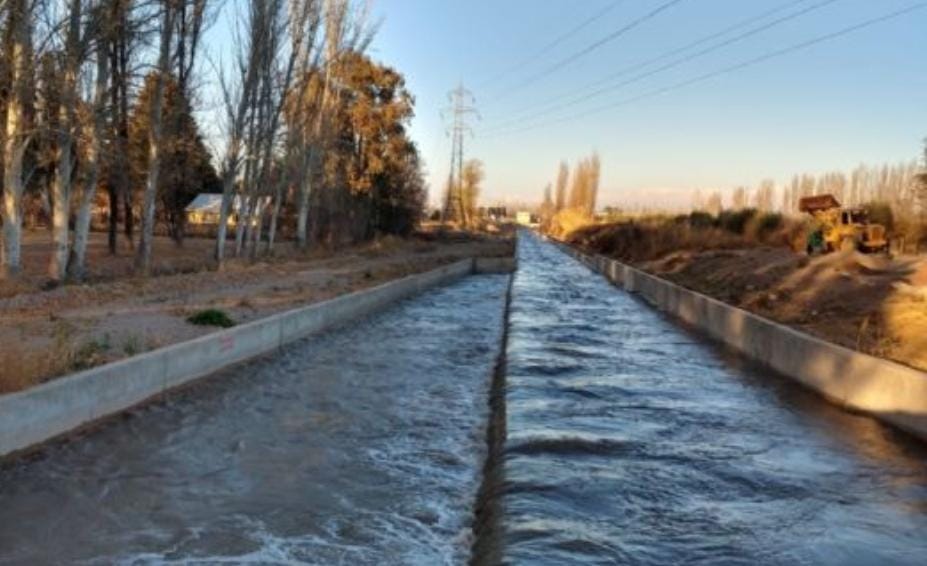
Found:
[366,0,927,208]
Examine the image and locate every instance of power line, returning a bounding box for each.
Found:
[493,0,687,102]
[484,0,841,133]
[482,0,821,129]
[477,0,625,91]
[483,2,926,139]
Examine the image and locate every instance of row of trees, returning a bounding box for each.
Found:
[688,147,927,243]
[539,152,601,235]
[694,160,924,216]
[0,0,426,282]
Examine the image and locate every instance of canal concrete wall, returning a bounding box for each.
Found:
[474,256,518,274]
[0,258,510,458]
[558,243,927,440]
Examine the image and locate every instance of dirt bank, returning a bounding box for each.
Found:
[0,231,514,393]
[569,223,927,372]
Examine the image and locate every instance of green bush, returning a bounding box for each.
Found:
[717,208,757,235]
[187,309,236,328]
[687,211,715,229]
[755,212,783,236]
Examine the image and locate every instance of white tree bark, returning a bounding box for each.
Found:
[1,0,32,278]
[266,188,282,252]
[136,2,176,275]
[234,197,251,256]
[70,37,111,280]
[49,0,83,282]
[249,196,265,259]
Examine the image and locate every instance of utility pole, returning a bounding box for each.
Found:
[442,83,478,224]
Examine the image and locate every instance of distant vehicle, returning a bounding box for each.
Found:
[799,194,888,254]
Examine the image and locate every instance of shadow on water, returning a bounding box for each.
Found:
[492,232,927,566]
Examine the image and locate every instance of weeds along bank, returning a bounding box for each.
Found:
[562,211,927,373]
[567,209,798,263]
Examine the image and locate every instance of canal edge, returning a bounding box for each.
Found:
[552,236,927,442]
[470,267,515,566]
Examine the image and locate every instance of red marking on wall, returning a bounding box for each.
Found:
[219,335,235,353]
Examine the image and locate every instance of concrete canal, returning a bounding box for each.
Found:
[2,233,927,565]
[0,275,509,564]
[486,233,927,565]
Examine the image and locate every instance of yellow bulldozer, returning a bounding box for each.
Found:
[800,194,888,254]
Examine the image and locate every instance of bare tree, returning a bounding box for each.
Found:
[214,0,270,265]
[135,0,176,274]
[69,7,112,280]
[554,160,568,212]
[48,0,86,281]
[732,186,748,209]
[460,158,483,227]
[104,0,135,254]
[265,0,322,254]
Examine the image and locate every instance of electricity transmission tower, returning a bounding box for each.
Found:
[442,83,479,224]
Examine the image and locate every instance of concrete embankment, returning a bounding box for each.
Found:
[0,256,515,458]
[557,240,927,441]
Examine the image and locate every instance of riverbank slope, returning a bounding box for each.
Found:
[568,222,927,372]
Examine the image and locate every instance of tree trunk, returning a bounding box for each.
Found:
[48,0,82,282]
[1,156,24,277]
[295,148,314,249]
[266,177,285,252]
[235,197,251,257]
[296,176,311,249]
[124,190,134,246]
[107,185,118,253]
[49,140,73,281]
[1,0,31,278]
[249,197,265,259]
[214,170,235,264]
[266,195,281,253]
[110,0,132,254]
[136,3,175,275]
[70,40,110,281]
[70,183,95,280]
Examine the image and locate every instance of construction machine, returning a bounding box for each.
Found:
[799,194,889,254]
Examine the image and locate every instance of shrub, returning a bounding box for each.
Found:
[187,309,236,328]
[863,201,894,231]
[71,339,108,371]
[687,211,715,229]
[755,212,783,236]
[717,208,757,235]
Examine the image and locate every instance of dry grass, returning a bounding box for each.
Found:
[576,216,927,371]
[565,211,805,264]
[0,231,516,394]
[0,322,108,393]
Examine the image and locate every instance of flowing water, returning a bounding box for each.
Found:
[494,233,927,565]
[0,275,509,565]
[3,233,927,566]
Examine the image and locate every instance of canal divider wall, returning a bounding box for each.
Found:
[556,241,927,441]
[0,257,515,458]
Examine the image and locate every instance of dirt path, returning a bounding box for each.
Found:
[0,232,513,393]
